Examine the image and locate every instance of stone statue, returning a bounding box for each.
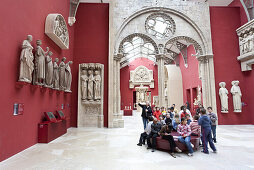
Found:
[194,86,202,106]
[81,70,88,100]
[94,70,101,100]
[59,57,66,90]
[53,58,59,90]
[219,82,229,113]
[45,51,54,87]
[65,61,73,92]
[87,70,94,100]
[231,81,242,112]
[35,40,49,85]
[19,35,34,83]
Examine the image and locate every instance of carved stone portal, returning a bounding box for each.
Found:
[129,65,154,89]
[78,63,104,128]
[45,14,69,49]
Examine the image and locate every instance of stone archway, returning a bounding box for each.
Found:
[108,1,217,128]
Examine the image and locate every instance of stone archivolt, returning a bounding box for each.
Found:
[129,65,154,89]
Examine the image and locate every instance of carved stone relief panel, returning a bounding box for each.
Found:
[78,63,104,128]
[236,20,254,71]
[129,65,154,89]
[45,14,69,49]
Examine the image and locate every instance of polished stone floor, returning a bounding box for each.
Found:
[1,111,254,170]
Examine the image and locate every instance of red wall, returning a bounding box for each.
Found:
[210,7,254,125]
[229,0,249,25]
[0,0,74,161]
[72,3,109,127]
[179,45,202,113]
[120,58,158,109]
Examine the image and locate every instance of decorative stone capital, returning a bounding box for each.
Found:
[156,54,166,61]
[114,53,122,61]
[196,54,213,63]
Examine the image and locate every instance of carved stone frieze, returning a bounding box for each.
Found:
[45,14,69,49]
[129,65,154,89]
[236,19,254,71]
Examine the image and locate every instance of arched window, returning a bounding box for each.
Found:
[119,34,158,67]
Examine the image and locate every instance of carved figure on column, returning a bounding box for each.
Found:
[53,58,59,90]
[87,70,94,100]
[219,82,229,113]
[35,40,49,85]
[194,86,202,106]
[19,35,34,83]
[65,61,73,92]
[45,51,54,88]
[94,70,101,101]
[81,70,88,100]
[59,57,66,90]
[231,81,242,112]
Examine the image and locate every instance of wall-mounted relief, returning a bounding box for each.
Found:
[236,20,254,71]
[219,82,229,113]
[231,80,242,113]
[45,14,69,49]
[129,65,154,89]
[78,63,104,128]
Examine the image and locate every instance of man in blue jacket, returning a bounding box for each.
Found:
[198,108,217,154]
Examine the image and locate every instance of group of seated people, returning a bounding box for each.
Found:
[137,102,217,158]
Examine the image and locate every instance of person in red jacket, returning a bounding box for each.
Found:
[153,107,162,120]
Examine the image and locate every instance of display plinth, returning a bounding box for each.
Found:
[124,109,132,116]
[38,120,67,143]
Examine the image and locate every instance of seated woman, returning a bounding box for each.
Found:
[159,122,182,158]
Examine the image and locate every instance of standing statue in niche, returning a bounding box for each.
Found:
[81,70,88,100]
[231,81,242,112]
[87,70,94,101]
[65,61,73,92]
[219,82,229,113]
[94,70,101,101]
[35,40,49,85]
[59,57,66,90]
[45,51,54,87]
[53,58,59,90]
[19,35,34,83]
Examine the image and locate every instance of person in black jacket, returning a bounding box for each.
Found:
[138,102,152,129]
[147,118,162,152]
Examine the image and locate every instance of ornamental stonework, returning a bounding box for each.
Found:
[45,14,69,49]
[129,65,154,89]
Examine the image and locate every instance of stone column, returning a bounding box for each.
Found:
[156,54,166,107]
[112,54,124,128]
[198,55,217,113]
[108,0,115,128]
